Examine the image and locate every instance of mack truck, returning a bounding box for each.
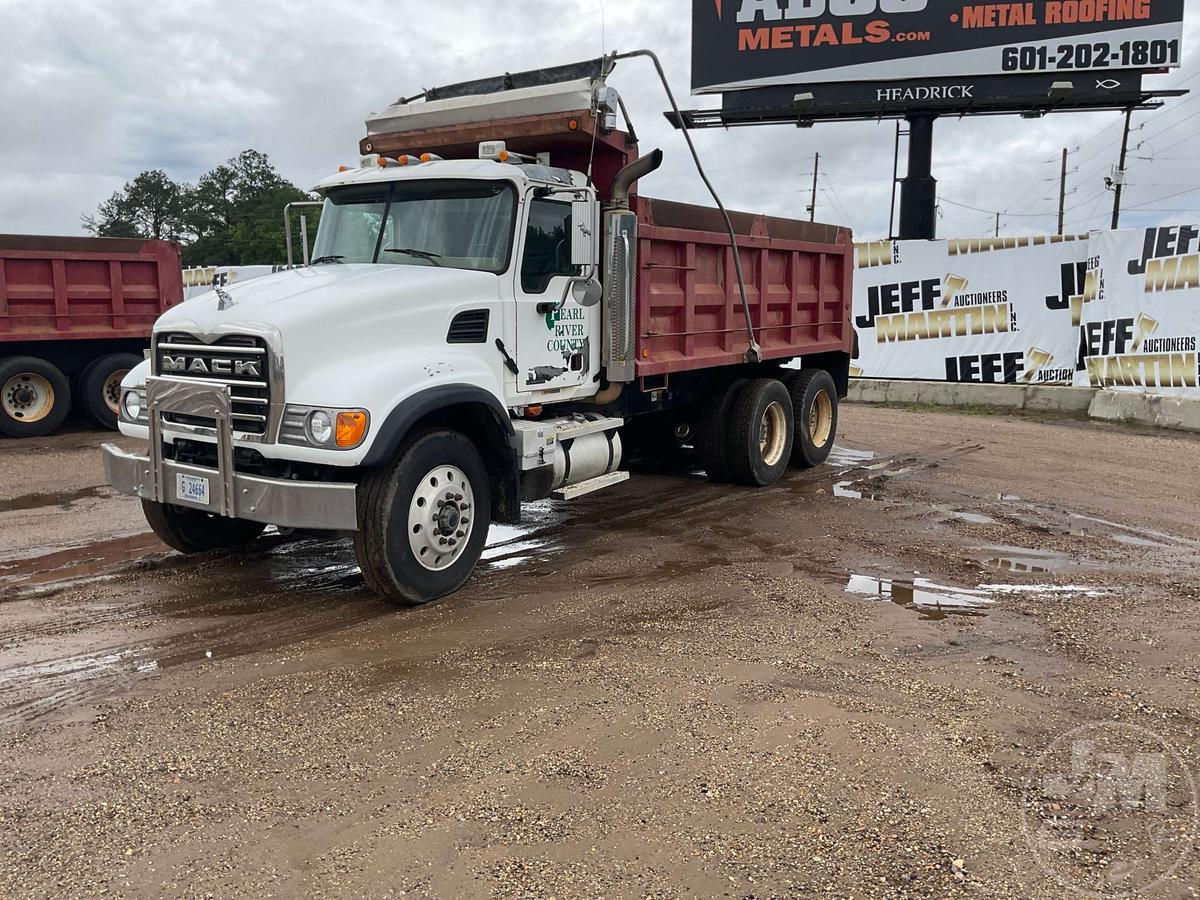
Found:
[102,56,854,605]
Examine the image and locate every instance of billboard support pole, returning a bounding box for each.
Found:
[898,113,937,240]
[888,122,902,240]
[1111,107,1134,230]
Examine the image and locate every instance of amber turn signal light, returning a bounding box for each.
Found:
[336,411,369,448]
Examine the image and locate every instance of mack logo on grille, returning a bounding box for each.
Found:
[161,356,262,378]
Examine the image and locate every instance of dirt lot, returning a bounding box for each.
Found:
[1,406,1198,899]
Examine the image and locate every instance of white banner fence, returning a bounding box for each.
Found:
[852,226,1200,397]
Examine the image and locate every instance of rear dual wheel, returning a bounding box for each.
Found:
[698,370,839,486]
[785,369,839,469]
[80,353,142,431]
[0,357,71,439]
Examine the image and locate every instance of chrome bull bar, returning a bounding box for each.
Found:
[101,376,359,532]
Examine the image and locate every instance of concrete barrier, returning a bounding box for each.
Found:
[846,379,1200,435]
[846,379,1096,415]
[1088,391,1200,433]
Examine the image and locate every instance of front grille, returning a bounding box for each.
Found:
[155,333,272,435]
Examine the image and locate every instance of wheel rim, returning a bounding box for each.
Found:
[809,389,834,447]
[102,369,129,415]
[2,373,55,423]
[759,400,788,467]
[408,465,476,572]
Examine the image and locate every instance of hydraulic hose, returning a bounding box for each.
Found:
[612,49,762,364]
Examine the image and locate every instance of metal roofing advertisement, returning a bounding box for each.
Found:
[692,0,1186,93]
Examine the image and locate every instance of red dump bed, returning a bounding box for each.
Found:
[634,198,853,378]
[0,235,183,342]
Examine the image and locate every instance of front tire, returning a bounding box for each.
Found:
[355,429,492,606]
[142,500,266,554]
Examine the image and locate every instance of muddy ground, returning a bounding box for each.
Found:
[1,406,1198,899]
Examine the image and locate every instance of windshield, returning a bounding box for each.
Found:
[310,179,517,273]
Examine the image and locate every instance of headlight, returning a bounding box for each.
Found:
[307,410,334,445]
[121,388,145,423]
[283,405,370,450]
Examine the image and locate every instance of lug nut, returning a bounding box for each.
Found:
[448,539,457,547]
[456,531,465,538]
[461,518,470,525]
[455,493,463,501]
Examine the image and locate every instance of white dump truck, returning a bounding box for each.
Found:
[103,57,854,605]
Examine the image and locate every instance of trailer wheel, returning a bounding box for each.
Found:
[785,369,839,469]
[80,353,142,431]
[355,428,492,606]
[141,500,266,554]
[726,378,795,487]
[0,356,72,439]
[695,377,748,484]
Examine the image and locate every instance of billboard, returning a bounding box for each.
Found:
[693,0,1185,93]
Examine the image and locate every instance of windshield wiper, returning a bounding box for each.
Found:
[310,255,345,265]
[384,248,443,266]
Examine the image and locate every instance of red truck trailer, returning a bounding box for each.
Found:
[0,235,183,437]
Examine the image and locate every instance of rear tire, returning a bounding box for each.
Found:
[80,353,142,431]
[726,378,795,487]
[142,500,266,554]
[0,356,72,439]
[354,428,492,606]
[785,369,838,468]
[695,377,748,484]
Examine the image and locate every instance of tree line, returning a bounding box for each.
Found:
[82,150,317,267]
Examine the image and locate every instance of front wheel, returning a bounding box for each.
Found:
[142,500,266,554]
[355,429,492,606]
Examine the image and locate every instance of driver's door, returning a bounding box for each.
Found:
[513,196,596,394]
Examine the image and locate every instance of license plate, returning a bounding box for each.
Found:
[176,473,211,507]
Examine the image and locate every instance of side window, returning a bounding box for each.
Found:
[521,199,575,294]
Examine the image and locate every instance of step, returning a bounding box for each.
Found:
[551,471,631,501]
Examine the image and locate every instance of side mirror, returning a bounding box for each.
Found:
[571,197,596,267]
[571,277,603,307]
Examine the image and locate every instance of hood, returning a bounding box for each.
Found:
[161,264,499,337]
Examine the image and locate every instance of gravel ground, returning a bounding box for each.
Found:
[1,405,1198,899]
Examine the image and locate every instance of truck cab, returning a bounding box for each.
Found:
[103,60,853,605]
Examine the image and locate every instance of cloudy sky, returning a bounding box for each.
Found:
[1,1,1197,244]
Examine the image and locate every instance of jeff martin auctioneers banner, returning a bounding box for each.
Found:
[852,226,1200,397]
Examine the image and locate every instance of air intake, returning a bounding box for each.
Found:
[447,309,491,344]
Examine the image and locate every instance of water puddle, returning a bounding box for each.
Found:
[0,485,111,514]
[0,533,169,596]
[828,446,878,468]
[833,479,887,501]
[973,546,1082,575]
[845,574,995,621]
[482,500,569,570]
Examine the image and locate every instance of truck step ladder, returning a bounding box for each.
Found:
[552,471,630,501]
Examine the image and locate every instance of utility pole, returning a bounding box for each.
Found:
[1057,147,1069,235]
[1111,108,1133,230]
[995,212,1001,237]
[809,152,820,222]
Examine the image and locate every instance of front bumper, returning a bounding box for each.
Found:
[102,376,358,532]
